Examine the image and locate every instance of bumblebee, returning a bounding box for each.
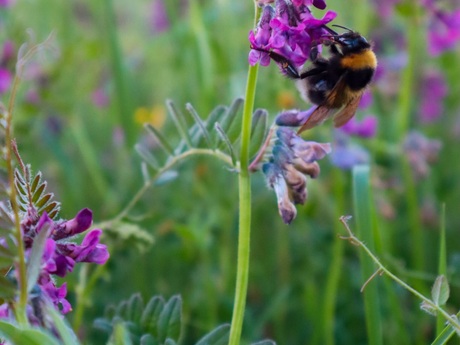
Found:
[258,26,377,133]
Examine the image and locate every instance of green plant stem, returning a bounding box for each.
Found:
[228,3,260,343]
[339,217,460,334]
[228,63,258,345]
[5,75,28,325]
[73,264,106,332]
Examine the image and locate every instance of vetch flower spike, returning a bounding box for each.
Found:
[0,207,109,321]
[261,127,331,224]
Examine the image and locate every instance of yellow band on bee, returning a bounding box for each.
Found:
[340,49,377,70]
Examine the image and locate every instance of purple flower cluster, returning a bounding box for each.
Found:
[262,127,331,224]
[1,208,109,317]
[329,131,370,170]
[248,0,336,70]
[403,130,442,180]
[418,69,448,123]
[423,0,460,56]
[0,41,15,95]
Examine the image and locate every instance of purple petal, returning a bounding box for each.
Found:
[52,208,93,240]
[0,68,12,94]
[276,106,316,127]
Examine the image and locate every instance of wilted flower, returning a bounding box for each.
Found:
[248,0,336,70]
[262,127,331,224]
[403,130,442,180]
[0,208,109,318]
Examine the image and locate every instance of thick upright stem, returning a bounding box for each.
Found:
[228,3,260,342]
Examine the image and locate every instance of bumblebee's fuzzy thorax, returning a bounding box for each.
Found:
[340,49,377,70]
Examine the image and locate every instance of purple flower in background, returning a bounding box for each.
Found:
[340,115,378,138]
[262,127,331,224]
[0,0,14,7]
[423,0,460,55]
[0,68,12,94]
[248,0,336,70]
[330,134,370,170]
[92,87,110,108]
[150,0,170,33]
[371,0,401,20]
[403,130,442,180]
[418,70,448,123]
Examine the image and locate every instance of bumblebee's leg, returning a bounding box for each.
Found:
[251,47,301,79]
[298,65,328,79]
[329,43,340,55]
[265,51,301,79]
[309,45,320,61]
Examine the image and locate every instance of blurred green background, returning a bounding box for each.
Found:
[2,0,460,344]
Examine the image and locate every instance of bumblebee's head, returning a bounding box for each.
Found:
[334,32,371,54]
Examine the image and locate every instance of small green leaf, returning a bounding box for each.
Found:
[214,122,236,166]
[204,105,227,145]
[251,341,276,345]
[36,193,52,208]
[30,172,41,192]
[47,303,80,345]
[195,324,230,345]
[432,275,450,307]
[116,301,129,320]
[0,246,14,269]
[186,103,212,148]
[144,124,175,157]
[0,320,60,345]
[135,144,160,170]
[154,171,179,186]
[127,293,144,324]
[140,334,157,345]
[32,181,46,203]
[27,218,52,293]
[0,275,16,299]
[157,295,182,343]
[223,98,245,144]
[420,301,437,316]
[141,296,165,336]
[94,317,113,334]
[249,109,268,158]
[164,338,177,345]
[218,98,243,135]
[166,99,192,148]
[108,321,133,345]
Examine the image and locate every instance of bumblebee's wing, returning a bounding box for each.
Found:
[297,104,335,133]
[332,91,363,128]
[297,74,349,134]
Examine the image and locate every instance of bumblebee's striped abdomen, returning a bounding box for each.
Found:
[340,49,377,70]
[340,49,377,91]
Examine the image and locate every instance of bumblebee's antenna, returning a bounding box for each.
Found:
[322,25,338,35]
[332,24,353,32]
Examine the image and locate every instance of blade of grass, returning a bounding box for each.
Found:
[352,165,383,345]
[103,0,134,146]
